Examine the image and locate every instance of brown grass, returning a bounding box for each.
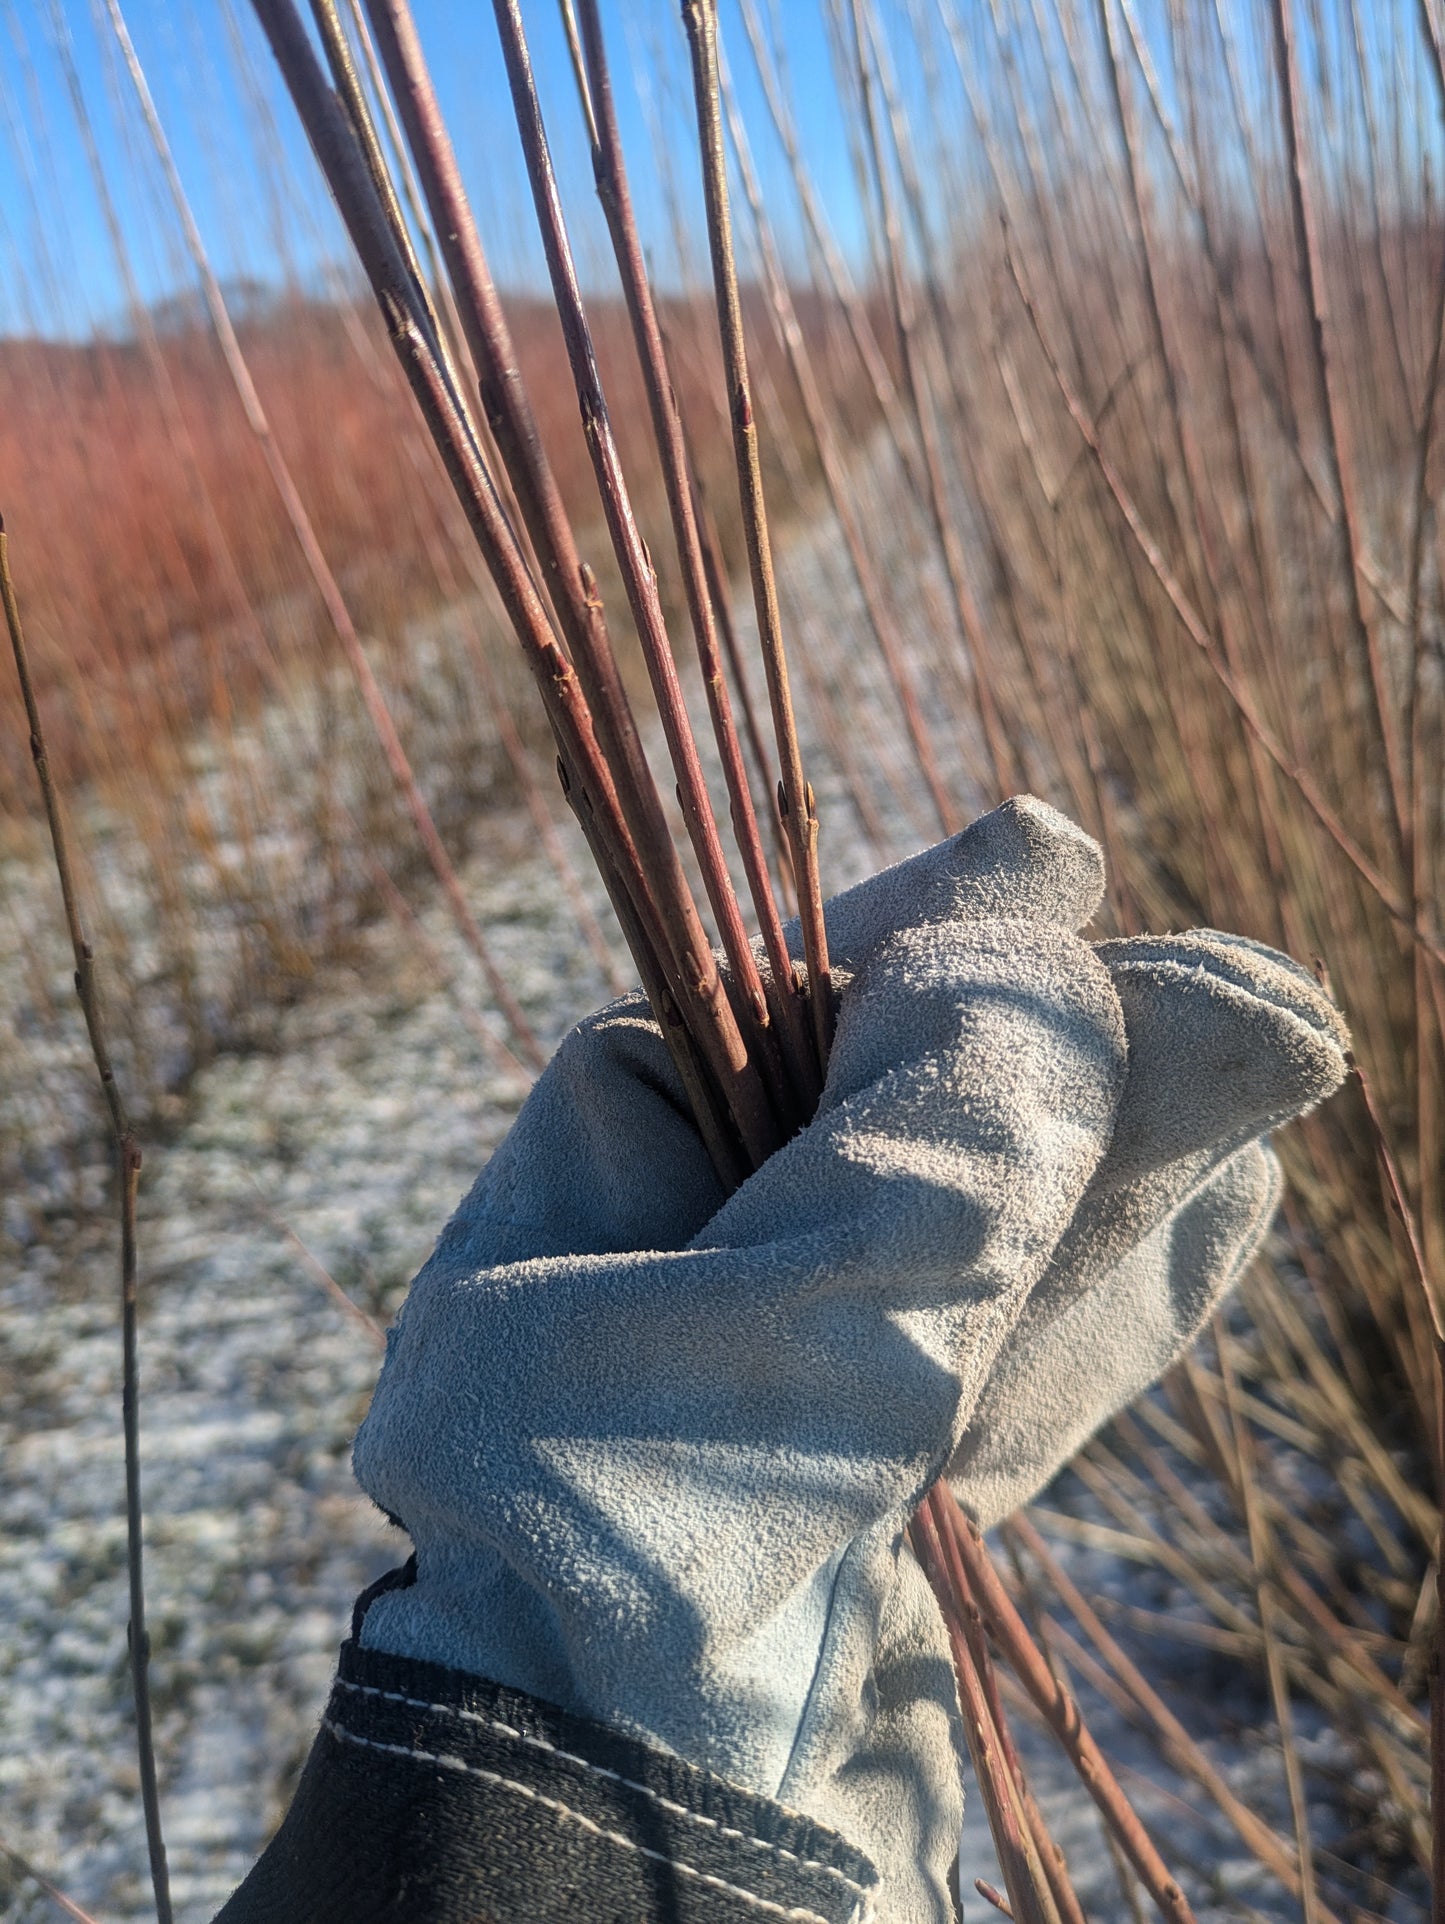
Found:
[0,288,849,805]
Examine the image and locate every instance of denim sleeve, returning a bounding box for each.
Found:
[212,1584,878,1924]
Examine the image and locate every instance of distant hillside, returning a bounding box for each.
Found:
[0,285,850,807]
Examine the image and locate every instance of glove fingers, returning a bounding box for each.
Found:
[1096,930,1348,1185]
[705,917,1125,1276]
[461,796,1105,1261]
[440,796,1109,1266]
[808,795,1105,972]
[949,1139,1281,1528]
[1043,928,1344,1301]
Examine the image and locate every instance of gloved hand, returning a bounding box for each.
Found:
[351,797,1347,1924]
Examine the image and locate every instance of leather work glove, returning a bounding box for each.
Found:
[949,929,1340,1524]
[351,797,1348,1924]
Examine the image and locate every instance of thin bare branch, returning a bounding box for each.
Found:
[490,0,793,1134]
[357,0,776,1165]
[912,1496,1060,1924]
[1211,1320,1320,1924]
[1010,1514,1344,1922]
[0,1837,106,1924]
[718,49,960,840]
[736,0,924,498]
[244,1169,388,1349]
[2,521,173,1924]
[572,0,817,1108]
[943,1500,1200,1924]
[1266,0,1411,858]
[1003,229,1444,966]
[846,0,1016,798]
[680,0,835,1074]
[941,1511,1088,1924]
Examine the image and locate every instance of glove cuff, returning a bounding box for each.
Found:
[214,1632,879,1924]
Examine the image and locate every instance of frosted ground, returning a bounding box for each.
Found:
[0,487,1412,1922]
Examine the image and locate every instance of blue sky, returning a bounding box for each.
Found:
[0,0,1435,342]
[0,0,878,339]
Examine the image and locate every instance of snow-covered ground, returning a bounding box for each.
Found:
[1,812,608,1920]
[1,493,1423,1921]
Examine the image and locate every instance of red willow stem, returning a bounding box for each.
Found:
[392,410,630,992]
[1210,1321,1321,1924]
[419,503,627,991]
[357,0,777,1171]
[310,0,430,330]
[680,0,835,1077]
[398,314,755,1184]
[340,0,482,400]
[687,455,796,911]
[911,1496,1058,1924]
[398,309,752,1183]
[477,646,627,996]
[1009,1512,1343,1921]
[716,345,906,860]
[317,0,494,469]
[486,0,794,1139]
[942,1500,1201,1924]
[249,0,750,1183]
[343,0,563,630]
[571,0,818,1111]
[940,1514,1087,1924]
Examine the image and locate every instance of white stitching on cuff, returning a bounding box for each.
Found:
[336,1677,869,1899]
[322,1718,845,1924]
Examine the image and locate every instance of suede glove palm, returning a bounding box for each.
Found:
[353,798,1348,1924]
